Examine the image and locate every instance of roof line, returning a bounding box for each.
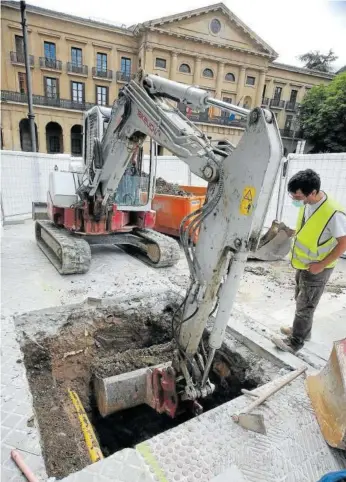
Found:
[138,2,278,57]
[1,0,135,35]
[270,61,335,79]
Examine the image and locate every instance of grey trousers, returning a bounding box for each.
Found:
[292,268,333,346]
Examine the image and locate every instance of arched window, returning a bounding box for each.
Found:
[203,68,214,78]
[243,96,252,109]
[19,119,38,152]
[179,63,191,74]
[71,125,83,156]
[46,121,63,154]
[225,72,235,82]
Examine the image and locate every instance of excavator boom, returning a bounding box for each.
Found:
[93,73,284,417]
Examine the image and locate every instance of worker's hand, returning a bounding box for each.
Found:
[308,262,325,275]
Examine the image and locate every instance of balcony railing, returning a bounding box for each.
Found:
[92,67,113,79]
[285,101,300,112]
[1,90,95,111]
[67,62,88,75]
[39,57,62,70]
[270,98,285,109]
[116,71,135,82]
[178,105,246,128]
[261,97,270,106]
[10,51,34,65]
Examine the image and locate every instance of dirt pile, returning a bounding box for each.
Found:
[155,177,192,196]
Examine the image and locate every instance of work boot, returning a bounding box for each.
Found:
[271,336,303,354]
[280,326,311,341]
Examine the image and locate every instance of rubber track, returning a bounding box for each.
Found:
[35,220,91,275]
[134,228,181,268]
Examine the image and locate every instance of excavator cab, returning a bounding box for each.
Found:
[83,105,155,211]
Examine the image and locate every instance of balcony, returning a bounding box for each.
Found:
[92,67,113,80]
[270,98,285,109]
[67,62,88,76]
[1,90,95,111]
[116,71,135,82]
[261,97,270,106]
[39,57,62,71]
[10,51,34,66]
[178,105,246,129]
[285,101,300,112]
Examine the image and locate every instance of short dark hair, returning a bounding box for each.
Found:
[288,169,321,196]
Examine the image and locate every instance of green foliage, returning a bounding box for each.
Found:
[299,73,346,152]
[298,49,338,72]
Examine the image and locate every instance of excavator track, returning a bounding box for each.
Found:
[35,220,91,275]
[86,228,181,268]
[133,228,181,268]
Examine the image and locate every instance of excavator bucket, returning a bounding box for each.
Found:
[305,338,346,450]
[249,220,295,261]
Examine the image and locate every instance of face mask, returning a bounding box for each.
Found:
[292,199,304,208]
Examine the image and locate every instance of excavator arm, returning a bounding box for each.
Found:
[90,72,283,417]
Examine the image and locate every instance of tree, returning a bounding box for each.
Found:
[298,49,338,72]
[299,72,346,152]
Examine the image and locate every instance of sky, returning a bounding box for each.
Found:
[24,0,346,71]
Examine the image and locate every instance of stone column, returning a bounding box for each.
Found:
[236,67,246,104]
[193,57,202,85]
[145,46,153,73]
[215,61,225,115]
[170,51,178,80]
[255,70,266,107]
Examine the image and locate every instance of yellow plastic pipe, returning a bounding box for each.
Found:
[68,388,104,463]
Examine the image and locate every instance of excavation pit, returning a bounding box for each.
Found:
[15,296,282,480]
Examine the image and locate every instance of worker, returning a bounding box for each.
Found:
[271,169,346,354]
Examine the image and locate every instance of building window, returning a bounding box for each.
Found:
[210,18,221,34]
[225,72,235,82]
[179,63,191,74]
[96,85,108,106]
[221,97,233,117]
[121,57,131,75]
[18,72,27,94]
[44,77,59,98]
[71,125,83,156]
[15,35,24,57]
[46,121,63,154]
[246,76,256,86]
[274,86,282,100]
[71,81,84,103]
[155,58,167,69]
[71,47,82,67]
[290,89,298,103]
[243,96,252,109]
[44,41,56,60]
[203,68,214,78]
[97,53,107,72]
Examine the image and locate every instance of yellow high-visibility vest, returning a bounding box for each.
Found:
[291,195,345,270]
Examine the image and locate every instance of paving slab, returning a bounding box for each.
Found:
[1,221,346,481]
[136,375,346,482]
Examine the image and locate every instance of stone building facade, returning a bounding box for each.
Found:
[1,1,334,155]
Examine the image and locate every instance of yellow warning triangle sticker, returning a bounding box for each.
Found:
[243,190,253,201]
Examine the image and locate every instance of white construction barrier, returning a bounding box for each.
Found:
[1,151,345,234]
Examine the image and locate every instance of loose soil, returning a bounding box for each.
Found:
[155,177,192,196]
[20,304,263,480]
